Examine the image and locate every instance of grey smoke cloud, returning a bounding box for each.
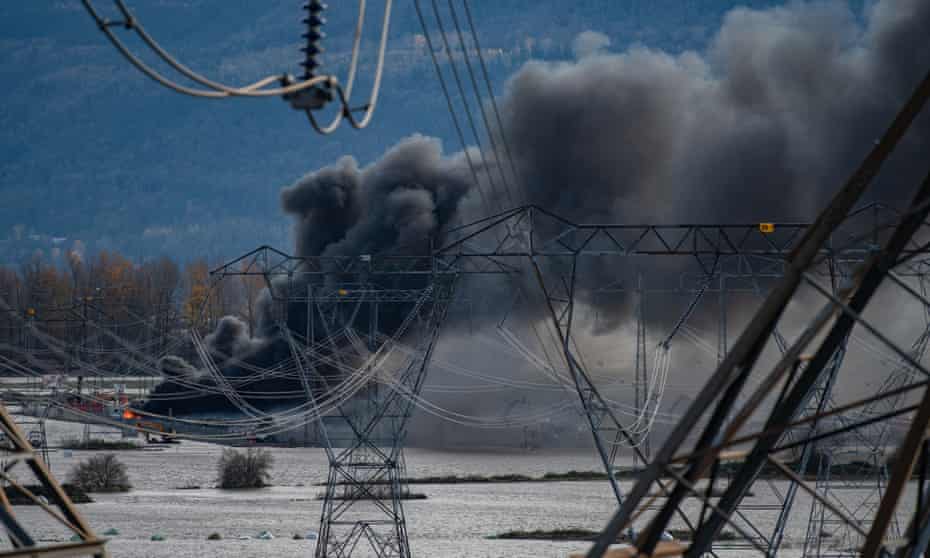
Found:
[223,0,930,347]
[202,135,473,361]
[477,0,930,333]
[281,135,473,259]
[275,133,476,340]
[146,136,476,415]
[160,354,206,382]
[151,0,930,434]
[500,0,930,226]
[204,316,262,365]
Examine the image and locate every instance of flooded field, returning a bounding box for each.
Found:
[3,418,915,557]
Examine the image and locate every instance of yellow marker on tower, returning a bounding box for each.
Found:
[759,222,775,234]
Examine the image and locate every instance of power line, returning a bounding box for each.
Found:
[428,0,507,209]
[461,0,525,203]
[307,0,395,133]
[411,0,491,214]
[79,0,391,134]
[445,0,514,206]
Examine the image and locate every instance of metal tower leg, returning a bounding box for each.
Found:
[896,441,930,557]
[0,403,107,557]
[315,282,453,558]
[528,254,705,541]
[529,254,638,505]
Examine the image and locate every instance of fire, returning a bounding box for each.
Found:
[122,409,136,420]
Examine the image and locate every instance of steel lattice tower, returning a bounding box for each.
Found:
[211,248,468,557]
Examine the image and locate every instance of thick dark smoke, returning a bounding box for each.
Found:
[272,134,472,341]
[145,137,474,415]
[489,0,930,333]
[502,0,929,226]
[282,135,473,259]
[205,316,262,364]
[147,0,930,431]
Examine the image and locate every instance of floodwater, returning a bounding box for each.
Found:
[3,419,917,557]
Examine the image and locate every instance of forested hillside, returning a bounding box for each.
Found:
[0,1,861,264]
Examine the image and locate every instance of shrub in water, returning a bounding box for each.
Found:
[217,448,273,489]
[68,454,131,493]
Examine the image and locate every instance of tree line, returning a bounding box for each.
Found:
[0,250,264,377]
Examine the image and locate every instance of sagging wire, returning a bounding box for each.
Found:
[80,0,392,133]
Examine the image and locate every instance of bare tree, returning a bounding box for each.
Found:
[68,454,131,493]
[217,448,273,489]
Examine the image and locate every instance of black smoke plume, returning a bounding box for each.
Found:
[144,136,474,415]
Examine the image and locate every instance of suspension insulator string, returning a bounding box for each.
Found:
[284,1,333,110]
